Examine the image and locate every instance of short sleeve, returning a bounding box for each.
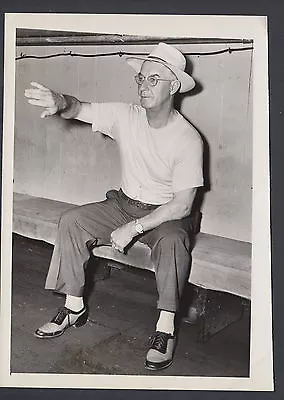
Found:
[172,136,204,192]
[91,102,128,140]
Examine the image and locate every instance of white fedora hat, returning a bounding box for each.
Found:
[126,42,195,93]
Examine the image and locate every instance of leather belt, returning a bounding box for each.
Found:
[119,189,160,210]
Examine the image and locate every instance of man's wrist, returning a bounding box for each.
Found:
[131,219,144,236]
[58,94,82,119]
[53,93,67,112]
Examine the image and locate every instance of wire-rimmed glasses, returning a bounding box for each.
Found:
[134,73,175,87]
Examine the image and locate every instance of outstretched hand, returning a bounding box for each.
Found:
[24,82,66,118]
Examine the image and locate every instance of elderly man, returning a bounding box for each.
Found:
[24,42,203,371]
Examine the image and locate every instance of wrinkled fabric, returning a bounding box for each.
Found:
[45,190,192,312]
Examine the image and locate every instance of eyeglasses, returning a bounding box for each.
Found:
[134,73,174,87]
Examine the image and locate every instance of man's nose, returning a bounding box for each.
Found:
[140,77,151,90]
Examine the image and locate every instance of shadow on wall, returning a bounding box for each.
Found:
[178,54,204,98]
[174,58,210,230]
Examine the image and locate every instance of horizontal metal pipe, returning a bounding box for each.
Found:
[16,33,253,47]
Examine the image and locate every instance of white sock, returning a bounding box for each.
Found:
[65,295,84,312]
[156,310,175,335]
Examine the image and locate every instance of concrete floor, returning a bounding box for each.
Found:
[11,233,251,376]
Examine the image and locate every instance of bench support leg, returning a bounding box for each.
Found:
[91,257,112,282]
[185,286,247,343]
[83,256,111,302]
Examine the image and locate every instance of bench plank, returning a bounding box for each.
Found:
[92,235,251,299]
[13,193,76,244]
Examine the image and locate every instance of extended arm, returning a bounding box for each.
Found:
[24,81,94,123]
[110,187,196,252]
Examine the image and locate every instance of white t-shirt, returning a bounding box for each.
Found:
[91,102,203,205]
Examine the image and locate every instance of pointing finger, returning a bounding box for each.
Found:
[27,99,50,107]
[25,89,47,99]
[30,81,48,90]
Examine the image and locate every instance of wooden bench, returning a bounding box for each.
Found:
[92,233,251,300]
[13,192,251,340]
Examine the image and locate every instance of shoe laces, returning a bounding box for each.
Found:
[150,331,172,354]
[51,307,72,326]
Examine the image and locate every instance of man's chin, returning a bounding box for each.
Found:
[140,98,153,109]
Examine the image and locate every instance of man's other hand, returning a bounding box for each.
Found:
[24,82,66,118]
[110,223,136,253]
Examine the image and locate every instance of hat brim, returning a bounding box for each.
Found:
[126,56,195,93]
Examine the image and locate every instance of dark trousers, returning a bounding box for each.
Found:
[45,189,192,312]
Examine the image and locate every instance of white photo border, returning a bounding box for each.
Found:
[0,13,273,391]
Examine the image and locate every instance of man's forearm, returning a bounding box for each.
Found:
[58,94,82,119]
[138,200,190,232]
[111,193,195,252]
[130,189,196,235]
[59,95,94,124]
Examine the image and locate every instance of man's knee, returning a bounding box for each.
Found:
[58,206,83,229]
[153,221,191,248]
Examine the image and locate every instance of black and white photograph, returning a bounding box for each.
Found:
[0,14,272,390]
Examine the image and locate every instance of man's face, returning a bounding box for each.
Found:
[137,61,176,110]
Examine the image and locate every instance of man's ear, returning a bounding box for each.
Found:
[170,80,181,95]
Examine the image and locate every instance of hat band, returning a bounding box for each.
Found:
[147,55,171,64]
[146,55,183,73]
